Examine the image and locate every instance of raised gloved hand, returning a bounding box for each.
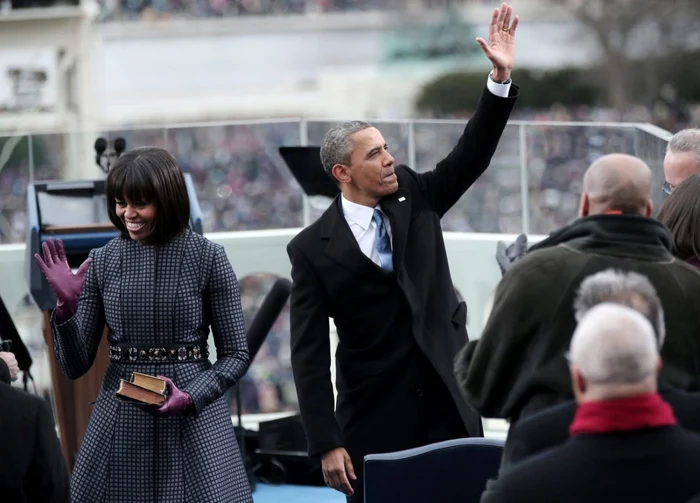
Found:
[152,376,194,417]
[34,238,92,323]
[495,233,528,275]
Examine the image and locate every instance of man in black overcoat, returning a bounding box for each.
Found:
[0,382,69,502]
[286,4,520,501]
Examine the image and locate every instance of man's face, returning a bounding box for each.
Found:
[663,150,699,194]
[335,127,398,203]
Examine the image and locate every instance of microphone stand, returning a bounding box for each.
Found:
[235,381,256,491]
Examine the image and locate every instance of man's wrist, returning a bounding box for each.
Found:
[490,69,512,84]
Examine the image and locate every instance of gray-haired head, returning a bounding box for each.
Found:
[569,303,659,390]
[320,121,373,182]
[573,269,665,348]
[665,129,700,191]
[667,129,700,166]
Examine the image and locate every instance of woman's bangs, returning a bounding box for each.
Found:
[109,163,156,204]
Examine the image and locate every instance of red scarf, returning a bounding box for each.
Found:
[569,393,676,436]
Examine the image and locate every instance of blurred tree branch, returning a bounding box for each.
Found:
[548,0,700,109]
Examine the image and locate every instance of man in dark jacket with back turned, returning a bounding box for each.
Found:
[455,153,700,424]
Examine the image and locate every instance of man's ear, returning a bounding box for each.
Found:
[332,164,350,184]
[645,200,653,217]
[578,193,590,217]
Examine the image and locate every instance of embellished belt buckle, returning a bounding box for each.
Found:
[147,347,168,362]
[109,346,122,360]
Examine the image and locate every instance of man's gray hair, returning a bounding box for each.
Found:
[569,303,658,386]
[667,128,700,168]
[320,121,373,180]
[573,269,665,348]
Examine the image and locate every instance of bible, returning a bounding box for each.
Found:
[114,372,167,406]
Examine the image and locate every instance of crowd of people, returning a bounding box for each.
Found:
[3,104,694,246]
[95,0,475,21]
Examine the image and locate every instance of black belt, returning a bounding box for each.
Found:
[109,343,209,363]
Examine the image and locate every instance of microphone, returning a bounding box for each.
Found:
[94,137,107,170]
[113,137,126,157]
[234,277,291,484]
[246,278,292,361]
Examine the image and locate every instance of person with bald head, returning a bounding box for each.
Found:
[456,153,700,424]
[579,153,653,216]
[485,304,700,503]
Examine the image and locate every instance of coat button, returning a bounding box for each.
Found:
[416,388,423,397]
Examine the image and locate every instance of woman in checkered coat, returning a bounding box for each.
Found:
[35,147,253,502]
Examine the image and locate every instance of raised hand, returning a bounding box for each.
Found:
[477,2,519,81]
[495,233,528,275]
[34,238,92,322]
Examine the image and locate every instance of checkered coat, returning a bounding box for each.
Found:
[51,229,253,502]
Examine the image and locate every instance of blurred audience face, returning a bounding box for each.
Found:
[333,127,398,205]
[664,129,700,194]
[664,150,699,193]
[568,303,660,403]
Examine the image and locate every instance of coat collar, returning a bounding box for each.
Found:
[319,187,412,277]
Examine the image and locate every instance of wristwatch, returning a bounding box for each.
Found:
[489,70,512,85]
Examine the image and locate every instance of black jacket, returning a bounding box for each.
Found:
[501,380,700,470]
[486,425,700,503]
[0,383,69,502]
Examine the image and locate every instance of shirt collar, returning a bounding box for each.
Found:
[341,193,379,231]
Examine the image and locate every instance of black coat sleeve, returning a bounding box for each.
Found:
[287,242,343,458]
[24,398,70,503]
[414,84,519,218]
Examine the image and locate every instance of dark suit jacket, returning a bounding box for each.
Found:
[501,380,700,470]
[485,425,700,503]
[287,84,518,459]
[0,383,69,503]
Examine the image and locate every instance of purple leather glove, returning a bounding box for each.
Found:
[34,238,92,323]
[152,376,194,417]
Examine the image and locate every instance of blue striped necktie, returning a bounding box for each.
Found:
[372,209,393,272]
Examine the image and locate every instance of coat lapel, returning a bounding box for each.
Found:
[380,187,411,271]
[321,196,382,279]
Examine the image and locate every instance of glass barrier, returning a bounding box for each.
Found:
[165,122,304,233]
[413,121,523,233]
[0,134,34,245]
[1,119,673,243]
[0,118,674,418]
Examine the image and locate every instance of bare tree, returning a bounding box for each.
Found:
[548,0,700,109]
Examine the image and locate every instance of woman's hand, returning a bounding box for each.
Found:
[34,238,92,322]
[151,376,194,417]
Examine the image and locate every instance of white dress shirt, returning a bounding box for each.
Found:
[340,74,510,265]
[341,194,393,268]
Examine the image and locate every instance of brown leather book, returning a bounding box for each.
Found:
[114,373,167,406]
[131,372,167,394]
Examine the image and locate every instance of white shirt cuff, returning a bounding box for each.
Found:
[486,72,512,98]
